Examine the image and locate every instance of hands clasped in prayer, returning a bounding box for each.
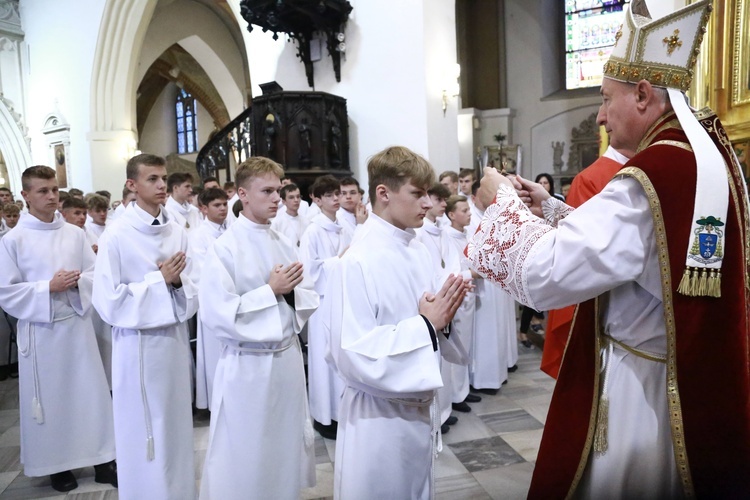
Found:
[269,262,304,295]
[49,269,81,292]
[419,274,469,330]
[158,251,186,287]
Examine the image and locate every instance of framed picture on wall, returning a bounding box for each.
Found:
[483,145,522,174]
[54,144,68,188]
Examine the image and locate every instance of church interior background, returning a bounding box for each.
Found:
[0,0,747,497]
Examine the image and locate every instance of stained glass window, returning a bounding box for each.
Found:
[176,89,198,154]
[565,0,630,90]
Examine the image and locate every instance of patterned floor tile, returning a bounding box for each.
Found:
[449,436,525,473]
[472,462,535,500]
[479,408,543,434]
[435,472,492,500]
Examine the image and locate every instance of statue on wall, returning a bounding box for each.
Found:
[263,113,277,158]
[298,117,312,167]
[329,120,342,168]
[552,141,565,173]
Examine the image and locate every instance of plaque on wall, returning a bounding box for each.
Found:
[54,144,68,188]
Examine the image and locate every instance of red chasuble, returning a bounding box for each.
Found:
[540,155,624,379]
[529,111,750,499]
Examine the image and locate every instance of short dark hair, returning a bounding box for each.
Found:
[232,198,243,218]
[199,187,228,206]
[126,153,166,181]
[311,175,341,199]
[223,181,235,190]
[202,176,219,186]
[96,190,111,201]
[68,188,84,198]
[280,183,300,200]
[339,176,360,188]
[167,172,194,193]
[0,187,11,196]
[471,180,481,196]
[439,171,458,183]
[86,194,109,211]
[58,190,71,203]
[427,182,451,200]
[21,165,56,191]
[62,197,87,211]
[459,168,475,180]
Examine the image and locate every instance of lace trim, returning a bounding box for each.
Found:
[542,197,573,228]
[467,185,553,307]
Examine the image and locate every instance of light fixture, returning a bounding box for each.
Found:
[442,63,461,116]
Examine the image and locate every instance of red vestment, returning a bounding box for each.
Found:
[540,155,624,379]
[529,111,750,498]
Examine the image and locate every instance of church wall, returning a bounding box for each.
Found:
[246,0,458,189]
[20,0,106,192]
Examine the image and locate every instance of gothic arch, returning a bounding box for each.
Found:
[0,97,31,194]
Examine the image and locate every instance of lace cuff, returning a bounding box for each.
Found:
[467,185,553,308]
[541,197,573,228]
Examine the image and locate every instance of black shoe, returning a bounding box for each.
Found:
[94,460,118,488]
[464,394,482,403]
[440,424,450,434]
[508,364,518,373]
[313,419,338,440]
[50,471,78,492]
[521,340,533,348]
[452,402,471,413]
[477,387,499,395]
[444,416,458,426]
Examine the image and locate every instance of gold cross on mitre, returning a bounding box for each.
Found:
[663,29,683,55]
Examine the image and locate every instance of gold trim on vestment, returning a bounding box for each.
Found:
[602,333,667,363]
[564,298,602,500]
[618,166,695,498]
[637,118,682,154]
[649,140,693,152]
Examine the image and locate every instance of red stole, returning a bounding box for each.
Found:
[529,112,750,499]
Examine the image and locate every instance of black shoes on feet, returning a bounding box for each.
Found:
[313,419,338,440]
[444,416,458,426]
[440,424,450,434]
[470,385,499,395]
[452,402,471,413]
[50,471,77,492]
[94,460,118,487]
[508,364,518,373]
[464,394,482,403]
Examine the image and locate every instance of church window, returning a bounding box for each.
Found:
[176,89,198,154]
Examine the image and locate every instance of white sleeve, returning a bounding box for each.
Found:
[469,178,653,311]
[0,239,52,323]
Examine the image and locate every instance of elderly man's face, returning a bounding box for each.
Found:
[597,78,643,157]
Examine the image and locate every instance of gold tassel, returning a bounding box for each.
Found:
[711,270,722,298]
[697,268,708,296]
[677,267,693,296]
[593,396,609,454]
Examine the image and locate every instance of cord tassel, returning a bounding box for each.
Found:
[146,435,155,461]
[32,396,44,424]
[593,396,609,454]
[677,267,692,296]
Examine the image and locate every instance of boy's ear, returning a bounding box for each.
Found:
[313,196,323,207]
[125,178,137,194]
[375,184,389,203]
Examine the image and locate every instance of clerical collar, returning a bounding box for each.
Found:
[367,212,415,246]
[205,219,227,233]
[313,213,342,233]
[420,217,441,236]
[133,202,165,225]
[237,212,271,231]
[18,211,66,231]
[444,225,467,239]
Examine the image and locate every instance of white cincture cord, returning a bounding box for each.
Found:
[138,330,155,461]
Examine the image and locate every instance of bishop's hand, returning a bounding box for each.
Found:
[477,167,513,209]
[269,262,304,295]
[514,175,550,218]
[419,274,468,331]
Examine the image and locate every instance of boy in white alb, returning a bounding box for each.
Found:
[93,154,198,499]
[335,176,368,239]
[190,187,228,410]
[0,166,116,493]
[110,186,135,222]
[165,172,201,231]
[299,175,349,440]
[198,157,318,500]
[85,194,109,247]
[327,146,469,499]
[271,183,309,247]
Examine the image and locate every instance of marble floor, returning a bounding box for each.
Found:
[0,344,553,499]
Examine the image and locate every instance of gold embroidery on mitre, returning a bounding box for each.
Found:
[614,25,623,46]
[663,29,683,55]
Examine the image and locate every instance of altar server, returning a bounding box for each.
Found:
[198,157,318,500]
[299,175,349,439]
[93,153,198,499]
[165,172,201,231]
[191,187,228,410]
[272,183,309,247]
[327,146,468,499]
[0,165,116,493]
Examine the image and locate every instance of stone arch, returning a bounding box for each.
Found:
[0,96,31,194]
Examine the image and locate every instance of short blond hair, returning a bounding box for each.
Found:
[367,146,435,205]
[235,157,284,189]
